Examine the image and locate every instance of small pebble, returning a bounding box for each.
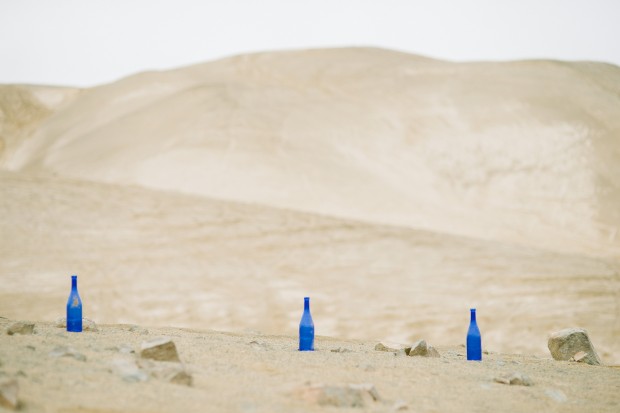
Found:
[6,322,34,336]
[545,389,568,403]
[331,347,352,353]
[0,378,19,410]
[296,383,380,408]
[494,372,533,386]
[374,342,405,352]
[49,346,87,362]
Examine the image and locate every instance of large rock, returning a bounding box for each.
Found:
[6,322,34,335]
[407,340,440,358]
[0,378,19,410]
[140,337,180,362]
[548,328,601,365]
[296,383,381,408]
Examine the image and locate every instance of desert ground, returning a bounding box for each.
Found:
[1,318,620,413]
[0,48,619,411]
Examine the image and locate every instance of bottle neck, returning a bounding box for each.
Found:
[304,297,310,311]
[71,276,78,289]
[470,309,476,322]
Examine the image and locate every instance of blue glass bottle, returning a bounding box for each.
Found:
[299,297,314,351]
[466,308,481,360]
[66,275,83,332]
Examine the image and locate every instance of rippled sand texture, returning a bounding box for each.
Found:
[1,48,619,362]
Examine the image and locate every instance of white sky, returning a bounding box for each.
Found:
[1,0,619,87]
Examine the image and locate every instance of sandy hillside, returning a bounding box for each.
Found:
[0,48,619,366]
[3,48,620,257]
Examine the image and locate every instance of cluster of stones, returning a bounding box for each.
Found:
[110,337,192,386]
[1,320,193,410]
[374,339,440,358]
[295,382,408,410]
[2,318,605,410]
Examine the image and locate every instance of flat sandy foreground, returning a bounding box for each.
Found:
[1,318,618,413]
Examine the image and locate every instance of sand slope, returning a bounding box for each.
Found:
[3,48,620,257]
[0,84,79,162]
[0,170,618,362]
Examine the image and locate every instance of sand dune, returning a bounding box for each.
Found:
[3,48,620,257]
[1,48,619,364]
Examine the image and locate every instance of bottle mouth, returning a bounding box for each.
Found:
[71,275,77,279]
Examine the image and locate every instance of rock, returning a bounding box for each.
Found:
[545,388,568,403]
[129,325,149,335]
[358,363,376,372]
[407,340,441,358]
[374,342,402,352]
[0,378,18,410]
[140,337,180,362]
[54,346,87,361]
[169,370,192,386]
[138,360,192,386]
[118,344,135,354]
[548,328,601,365]
[109,357,148,383]
[249,341,269,351]
[296,383,381,408]
[494,372,533,386]
[49,346,87,361]
[83,318,98,332]
[7,322,34,335]
[331,347,352,353]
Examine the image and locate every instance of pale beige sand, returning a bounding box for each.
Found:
[0,47,619,383]
[0,170,618,365]
[1,318,619,413]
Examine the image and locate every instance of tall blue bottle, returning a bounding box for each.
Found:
[66,275,83,332]
[466,308,481,360]
[298,297,314,351]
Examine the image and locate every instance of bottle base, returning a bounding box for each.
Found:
[67,320,83,333]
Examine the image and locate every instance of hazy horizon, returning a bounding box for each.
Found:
[1,0,619,87]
